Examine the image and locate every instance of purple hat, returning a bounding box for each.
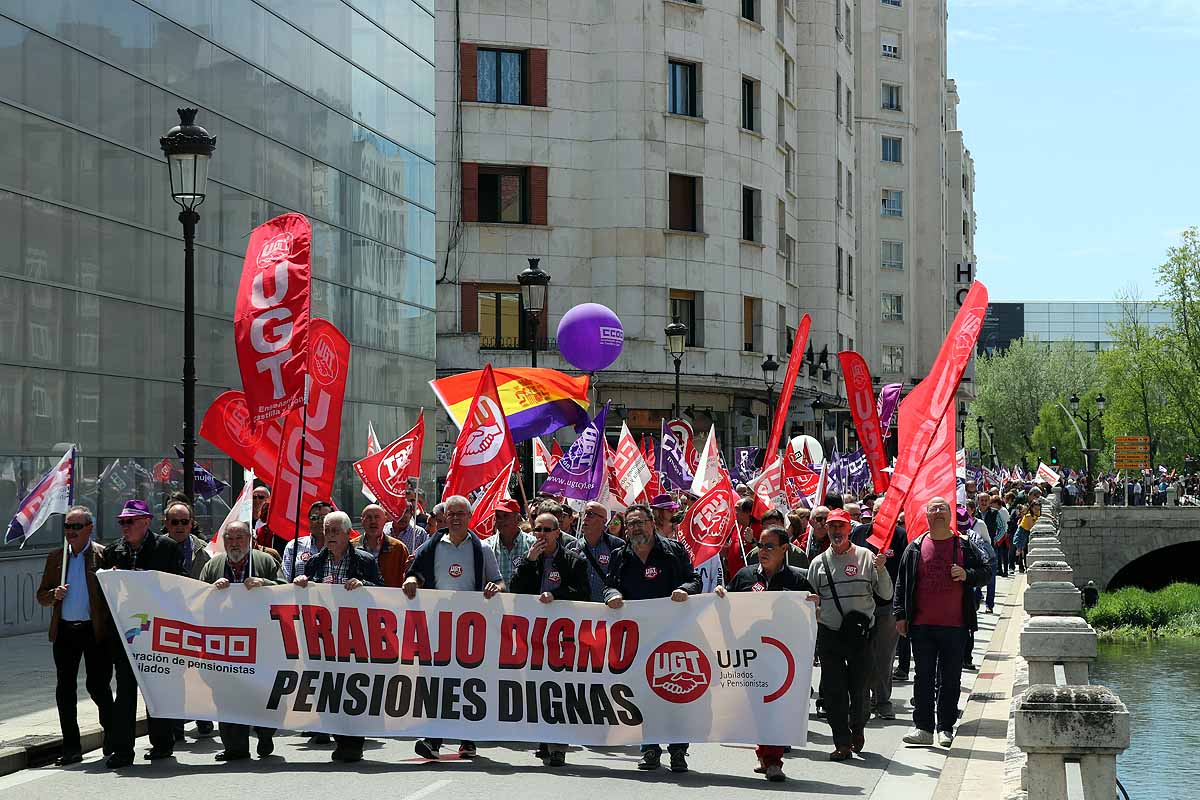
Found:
[956,504,973,527]
[650,493,680,510]
[117,499,153,519]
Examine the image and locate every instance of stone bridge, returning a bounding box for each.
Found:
[1058,506,1200,589]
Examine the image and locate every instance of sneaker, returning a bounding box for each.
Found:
[903,728,935,745]
[458,741,477,758]
[765,764,786,782]
[669,751,688,773]
[414,739,440,760]
[637,749,661,770]
[938,730,954,747]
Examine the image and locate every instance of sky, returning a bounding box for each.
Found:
[947,0,1199,302]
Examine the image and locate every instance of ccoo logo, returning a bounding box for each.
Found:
[647,640,711,704]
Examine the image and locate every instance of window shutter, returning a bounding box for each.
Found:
[528,166,548,225]
[461,162,479,222]
[460,283,479,333]
[460,43,477,102]
[528,48,548,107]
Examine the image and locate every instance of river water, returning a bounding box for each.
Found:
[1091,639,1200,799]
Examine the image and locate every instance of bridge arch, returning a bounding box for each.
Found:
[1058,508,1200,590]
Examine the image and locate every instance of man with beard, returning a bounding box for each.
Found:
[650,494,680,539]
[200,521,284,761]
[604,504,701,773]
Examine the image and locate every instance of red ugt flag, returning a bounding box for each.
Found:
[443,365,518,500]
[353,413,425,520]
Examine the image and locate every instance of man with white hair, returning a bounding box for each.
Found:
[293,510,382,763]
[404,495,503,760]
[200,521,284,761]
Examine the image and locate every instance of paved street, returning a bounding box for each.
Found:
[0,579,1013,800]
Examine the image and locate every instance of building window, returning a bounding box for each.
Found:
[882,135,903,163]
[477,49,525,104]
[668,173,700,232]
[742,186,761,241]
[835,74,843,120]
[844,4,852,47]
[836,246,844,293]
[742,0,759,23]
[846,87,853,129]
[882,82,903,111]
[670,292,700,345]
[742,77,759,131]
[777,94,786,142]
[785,235,796,282]
[670,290,700,346]
[882,0,902,6]
[882,293,904,321]
[478,286,525,349]
[835,1,842,38]
[881,30,901,59]
[478,166,528,223]
[784,56,794,98]
[882,345,905,373]
[785,144,795,191]
[847,253,854,297]
[777,303,788,357]
[882,239,904,270]
[743,297,762,352]
[836,160,843,208]
[846,166,853,213]
[882,188,903,217]
[668,60,698,116]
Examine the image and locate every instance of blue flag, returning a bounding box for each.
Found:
[174,447,230,501]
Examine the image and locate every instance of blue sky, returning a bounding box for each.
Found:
[947,0,1198,302]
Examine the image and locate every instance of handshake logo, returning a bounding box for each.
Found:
[647,641,712,704]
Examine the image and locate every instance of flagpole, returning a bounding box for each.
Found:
[61,445,75,585]
[292,384,311,543]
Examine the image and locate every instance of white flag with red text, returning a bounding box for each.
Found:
[614,423,653,505]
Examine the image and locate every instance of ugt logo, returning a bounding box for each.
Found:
[646,640,711,704]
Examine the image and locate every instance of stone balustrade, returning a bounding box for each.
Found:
[1011,491,1131,800]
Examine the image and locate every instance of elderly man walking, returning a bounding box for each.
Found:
[200,521,284,761]
[35,505,113,766]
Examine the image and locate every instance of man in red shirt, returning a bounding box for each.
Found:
[893,497,989,748]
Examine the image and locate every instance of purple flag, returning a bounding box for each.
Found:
[733,447,760,483]
[876,383,903,433]
[658,419,694,491]
[174,446,230,500]
[540,403,610,501]
[845,448,870,493]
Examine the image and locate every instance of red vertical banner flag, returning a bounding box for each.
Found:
[353,413,425,520]
[468,459,516,540]
[900,403,957,542]
[267,319,350,540]
[750,457,787,518]
[640,436,663,501]
[870,282,989,548]
[199,391,284,480]
[234,213,312,425]
[838,351,890,493]
[442,364,518,500]
[764,314,812,461]
[677,474,736,568]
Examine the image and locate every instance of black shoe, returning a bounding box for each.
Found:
[458,741,477,758]
[196,721,215,737]
[332,748,362,763]
[415,739,440,760]
[669,751,688,773]
[637,749,661,770]
[963,661,978,672]
[105,753,134,769]
[214,750,250,762]
[547,751,566,767]
[892,667,909,681]
[173,730,186,744]
[308,732,332,745]
[534,745,549,760]
[257,736,275,758]
[144,748,173,761]
[55,751,83,766]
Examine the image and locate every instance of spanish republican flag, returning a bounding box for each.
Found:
[430,367,591,443]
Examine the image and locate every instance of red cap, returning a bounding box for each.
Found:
[494,499,521,514]
[826,509,852,526]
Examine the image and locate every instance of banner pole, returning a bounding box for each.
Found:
[292,385,311,543]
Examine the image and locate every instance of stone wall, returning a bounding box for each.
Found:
[0,553,53,637]
[1058,507,1200,589]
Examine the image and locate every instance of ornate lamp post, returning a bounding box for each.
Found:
[975,415,985,467]
[666,318,688,418]
[987,420,997,468]
[517,258,551,493]
[1069,392,1106,479]
[761,353,780,427]
[160,108,216,502]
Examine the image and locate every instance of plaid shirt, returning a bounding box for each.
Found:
[487,531,535,587]
[321,551,352,585]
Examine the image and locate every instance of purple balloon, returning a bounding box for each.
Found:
[556,303,624,372]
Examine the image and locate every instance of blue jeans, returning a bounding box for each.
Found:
[975,559,997,609]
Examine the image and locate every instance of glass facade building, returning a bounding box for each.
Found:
[979,301,1172,354]
[0,0,435,550]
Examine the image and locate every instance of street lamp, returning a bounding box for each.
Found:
[666,318,688,418]
[160,108,216,502]
[1068,392,1106,479]
[516,258,551,494]
[761,353,780,425]
[975,415,985,467]
[987,420,997,468]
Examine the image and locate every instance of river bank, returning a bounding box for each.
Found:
[1085,582,1200,640]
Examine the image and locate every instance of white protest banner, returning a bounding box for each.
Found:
[98,571,815,746]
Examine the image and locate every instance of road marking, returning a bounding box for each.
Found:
[400,779,452,800]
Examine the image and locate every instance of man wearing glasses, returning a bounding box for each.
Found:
[98,499,183,768]
[603,503,701,773]
[567,501,624,602]
[404,494,503,760]
[281,500,334,582]
[36,505,113,766]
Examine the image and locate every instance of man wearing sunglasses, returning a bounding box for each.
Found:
[510,512,590,767]
[281,500,334,582]
[36,505,113,766]
[99,499,183,768]
[567,501,624,602]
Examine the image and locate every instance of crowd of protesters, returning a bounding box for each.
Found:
[36,472,1057,782]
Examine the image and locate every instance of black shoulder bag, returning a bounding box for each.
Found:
[822,551,873,641]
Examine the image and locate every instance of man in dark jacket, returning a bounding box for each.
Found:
[98,499,183,768]
[604,503,701,774]
[718,526,814,782]
[851,497,907,720]
[894,496,989,748]
[566,501,624,602]
[293,510,381,762]
[510,511,590,767]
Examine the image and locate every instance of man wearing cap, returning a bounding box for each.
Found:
[851,497,908,721]
[281,500,333,582]
[567,501,624,602]
[651,494,680,539]
[808,508,892,761]
[199,520,283,761]
[484,498,534,587]
[35,505,112,766]
[98,499,184,768]
[359,504,410,588]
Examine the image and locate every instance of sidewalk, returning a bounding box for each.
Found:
[0,632,145,776]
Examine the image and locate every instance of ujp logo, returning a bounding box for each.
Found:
[257,232,294,268]
[646,640,711,703]
[311,333,339,385]
[460,396,507,467]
